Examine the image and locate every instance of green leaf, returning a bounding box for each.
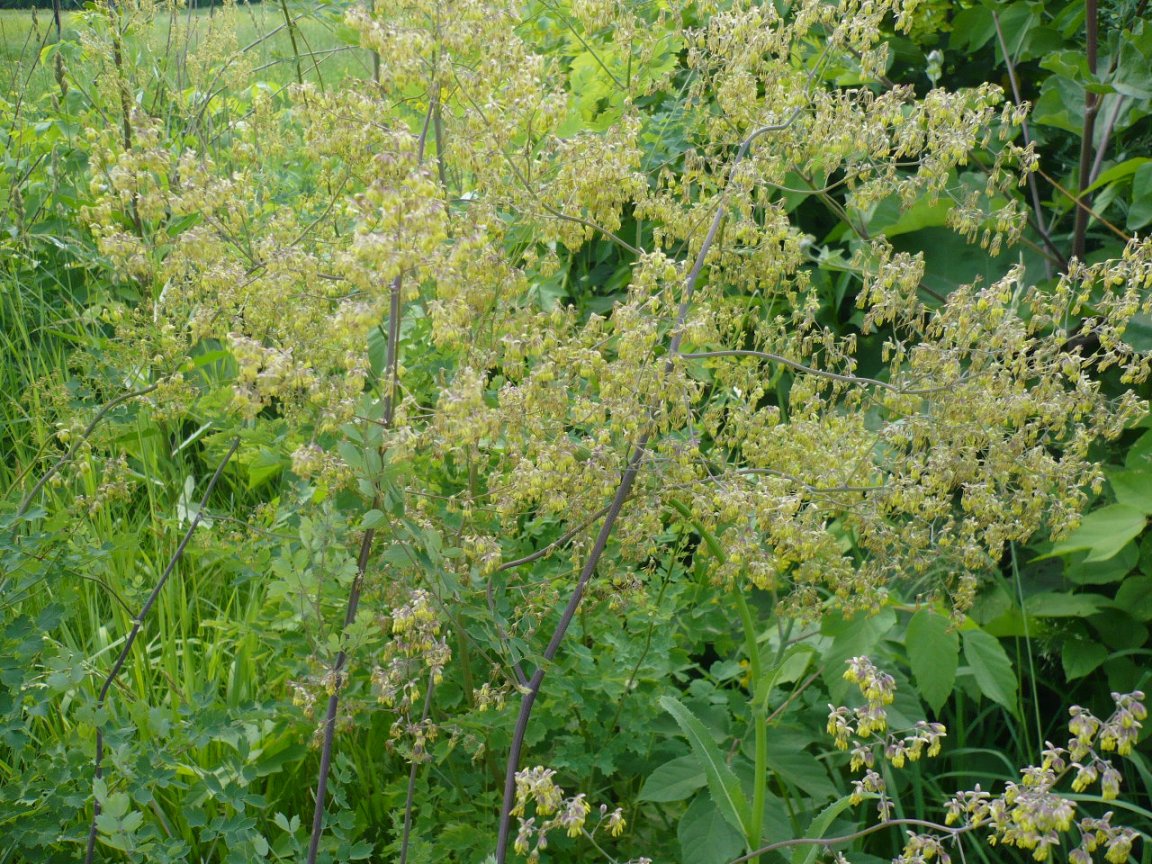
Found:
[905,609,958,713]
[638,755,707,802]
[1046,504,1147,562]
[1082,157,1152,195]
[821,608,896,702]
[1062,640,1109,680]
[1023,592,1107,617]
[659,696,752,839]
[678,795,747,864]
[791,794,868,864]
[1115,575,1152,621]
[1129,163,1152,230]
[1112,24,1152,98]
[360,509,386,530]
[950,5,995,52]
[1108,467,1152,512]
[762,744,837,802]
[961,629,1017,713]
[1065,543,1138,585]
[866,192,952,238]
[247,447,288,490]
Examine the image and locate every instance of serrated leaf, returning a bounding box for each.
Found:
[906,610,958,713]
[360,509,386,530]
[961,629,1017,713]
[1046,504,1147,562]
[659,696,752,839]
[638,755,707,802]
[678,796,746,864]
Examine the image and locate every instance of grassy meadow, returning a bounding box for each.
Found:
[0,2,371,98]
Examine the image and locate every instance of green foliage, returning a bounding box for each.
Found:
[2,0,1152,863]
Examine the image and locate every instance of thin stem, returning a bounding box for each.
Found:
[398,673,436,864]
[305,93,436,859]
[84,437,240,864]
[1010,543,1043,753]
[991,11,1064,276]
[494,108,807,864]
[305,523,376,864]
[1088,95,1127,187]
[15,383,161,518]
[1072,0,1100,260]
[681,350,949,395]
[1035,167,1131,243]
[277,0,305,87]
[734,590,765,862]
[489,503,614,685]
[727,818,975,864]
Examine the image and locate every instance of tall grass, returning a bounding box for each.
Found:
[0,2,370,100]
[0,4,378,858]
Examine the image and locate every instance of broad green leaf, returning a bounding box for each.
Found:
[905,609,958,713]
[950,5,995,53]
[866,192,952,238]
[1046,504,1147,562]
[1108,467,1152,512]
[821,608,896,702]
[754,643,816,709]
[247,447,288,490]
[1065,543,1138,585]
[1062,640,1109,680]
[1082,157,1152,195]
[763,745,837,802]
[360,509,386,530]
[1023,592,1107,617]
[1129,163,1152,230]
[678,795,746,864]
[660,696,752,839]
[1112,25,1152,98]
[1115,576,1152,621]
[1032,75,1084,133]
[961,629,1017,713]
[638,755,707,803]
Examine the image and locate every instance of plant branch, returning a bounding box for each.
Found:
[1088,94,1128,187]
[398,673,436,864]
[681,350,949,395]
[84,436,239,864]
[305,92,431,856]
[726,818,976,864]
[1035,167,1132,243]
[1072,0,1100,261]
[992,11,1065,275]
[494,107,806,864]
[14,382,162,519]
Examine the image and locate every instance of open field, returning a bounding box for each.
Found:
[0,2,371,97]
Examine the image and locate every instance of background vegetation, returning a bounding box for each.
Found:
[0,0,1150,863]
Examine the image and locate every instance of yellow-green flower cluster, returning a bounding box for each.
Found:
[830,658,947,818]
[944,691,1145,862]
[510,766,628,862]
